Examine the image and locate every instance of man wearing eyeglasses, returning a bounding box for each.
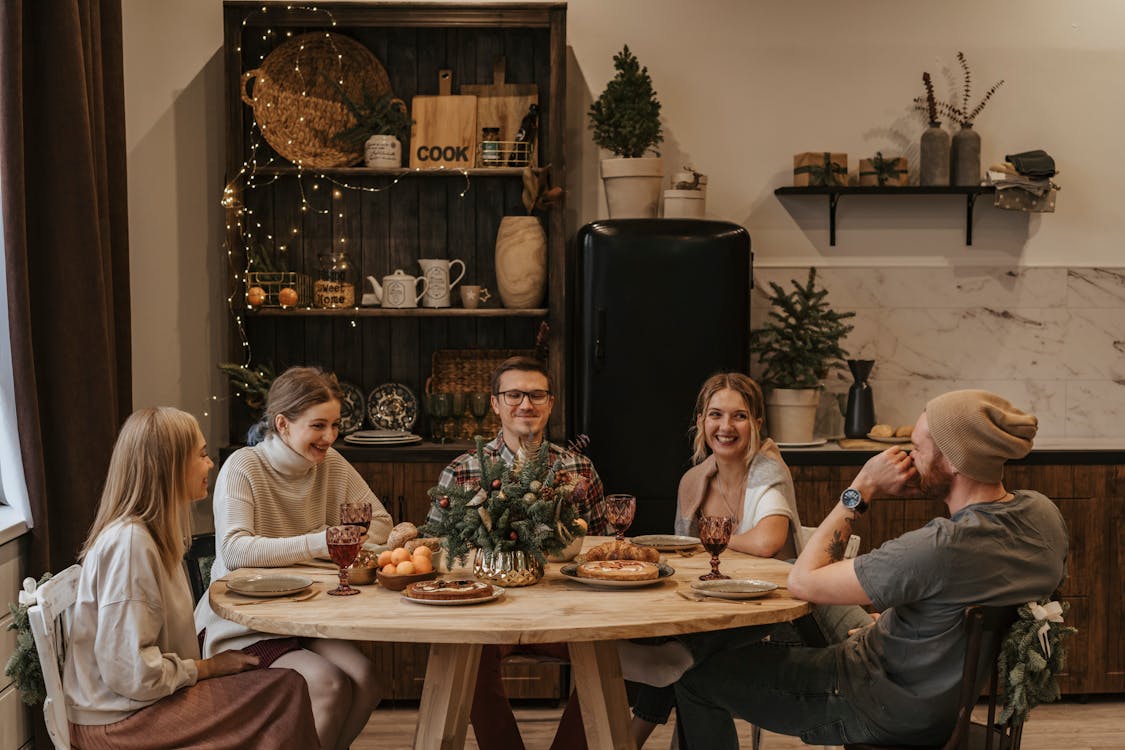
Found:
[430,355,606,750]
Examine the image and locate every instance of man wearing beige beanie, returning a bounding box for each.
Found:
[676,390,1069,748]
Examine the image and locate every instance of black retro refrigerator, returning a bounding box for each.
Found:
[574,219,751,536]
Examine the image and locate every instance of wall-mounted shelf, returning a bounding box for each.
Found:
[246,307,546,318]
[252,166,526,178]
[774,185,997,246]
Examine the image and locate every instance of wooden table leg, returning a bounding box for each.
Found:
[568,640,637,750]
[413,643,482,750]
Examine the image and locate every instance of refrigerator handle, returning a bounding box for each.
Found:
[594,306,607,369]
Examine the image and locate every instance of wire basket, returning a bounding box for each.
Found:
[245,272,312,309]
[477,140,535,168]
[240,32,392,168]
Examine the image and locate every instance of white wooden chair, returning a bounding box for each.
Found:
[27,564,83,750]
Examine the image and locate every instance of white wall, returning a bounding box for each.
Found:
[121,1,1125,446]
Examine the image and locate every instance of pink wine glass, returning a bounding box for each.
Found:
[326,525,364,596]
[698,515,735,580]
[605,494,637,542]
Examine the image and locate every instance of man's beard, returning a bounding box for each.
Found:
[918,459,954,499]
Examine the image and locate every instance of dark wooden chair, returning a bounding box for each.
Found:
[845,605,1023,750]
[183,532,216,605]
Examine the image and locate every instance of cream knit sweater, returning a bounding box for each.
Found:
[195,434,391,654]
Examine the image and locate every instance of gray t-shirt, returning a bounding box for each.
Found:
[843,490,1068,744]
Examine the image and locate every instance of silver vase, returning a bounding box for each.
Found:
[472,548,544,587]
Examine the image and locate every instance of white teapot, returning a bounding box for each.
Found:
[366,270,429,309]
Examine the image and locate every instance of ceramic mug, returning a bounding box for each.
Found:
[460,285,491,309]
[418,258,466,308]
[381,269,429,309]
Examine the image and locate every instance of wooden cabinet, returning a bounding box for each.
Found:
[787,459,1121,695]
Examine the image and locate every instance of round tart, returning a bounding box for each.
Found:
[405,578,494,601]
[576,560,660,581]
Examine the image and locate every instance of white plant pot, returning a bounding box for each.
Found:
[364,134,402,168]
[663,189,705,219]
[494,216,547,309]
[765,388,821,444]
[601,157,663,218]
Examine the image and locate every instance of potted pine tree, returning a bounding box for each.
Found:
[588,45,664,218]
[752,269,855,444]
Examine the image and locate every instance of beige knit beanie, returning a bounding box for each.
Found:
[924,390,1037,483]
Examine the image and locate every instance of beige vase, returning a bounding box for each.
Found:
[601,156,663,218]
[765,388,821,444]
[494,216,547,309]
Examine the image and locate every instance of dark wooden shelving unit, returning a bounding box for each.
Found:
[247,307,547,317]
[774,185,997,246]
[251,165,527,177]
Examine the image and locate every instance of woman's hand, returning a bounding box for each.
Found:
[195,650,259,681]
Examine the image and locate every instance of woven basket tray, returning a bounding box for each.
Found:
[241,32,391,168]
[428,349,534,439]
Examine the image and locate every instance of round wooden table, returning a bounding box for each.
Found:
[209,537,809,750]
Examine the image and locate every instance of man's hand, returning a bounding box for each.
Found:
[852,446,918,499]
[848,611,881,636]
[195,650,259,681]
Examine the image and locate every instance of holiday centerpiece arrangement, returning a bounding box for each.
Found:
[421,438,589,586]
[752,268,854,444]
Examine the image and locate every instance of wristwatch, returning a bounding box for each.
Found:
[840,487,869,514]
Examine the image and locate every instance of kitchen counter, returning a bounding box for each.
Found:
[780,437,1125,466]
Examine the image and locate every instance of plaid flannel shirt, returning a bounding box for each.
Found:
[429,432,609,535]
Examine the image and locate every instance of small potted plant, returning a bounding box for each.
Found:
[333,89,412,168]
[751,268,855,444]
[587,45,664,218]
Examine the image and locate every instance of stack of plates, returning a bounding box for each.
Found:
[344,429,422,446]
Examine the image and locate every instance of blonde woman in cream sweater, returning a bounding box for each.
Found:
[66,407,319,748]
[196,367,392,750]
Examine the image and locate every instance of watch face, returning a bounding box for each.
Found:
[841,488,862,509]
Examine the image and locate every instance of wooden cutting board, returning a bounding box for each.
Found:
[460,58,539,167]
[409,69,477,169]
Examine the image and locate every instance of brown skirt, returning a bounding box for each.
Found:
[70,667,319,750]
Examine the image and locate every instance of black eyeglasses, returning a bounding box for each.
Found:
[496,389,552,405]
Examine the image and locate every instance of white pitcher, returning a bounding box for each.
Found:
[418,258,466,308]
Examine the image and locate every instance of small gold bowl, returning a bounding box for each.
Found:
[347,564,378,586]
[376,569,440,592]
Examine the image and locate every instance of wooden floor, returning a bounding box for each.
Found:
[356,695,1125,749]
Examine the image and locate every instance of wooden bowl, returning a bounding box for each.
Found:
[376,569,440,592]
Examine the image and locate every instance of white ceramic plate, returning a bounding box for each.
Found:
[559,563,675,588]
[690,579,779,600]
[401,585,505,606]
[630,534,701,551]
[866,434,911,444]
[227,574,313,598]
[775,438,829,448]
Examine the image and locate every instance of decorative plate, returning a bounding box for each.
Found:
[226,574,313,598]
[401,585,506,606]
[338,382,366,435]
[630,534,701,551]
[866,434,911,444]
[690,579,779,600]
[366,383,419,431]
[559,563,675,589]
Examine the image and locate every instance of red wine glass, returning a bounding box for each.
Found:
[339,501,372,532]
[605,494,636,542]
[698,515,735,580]
[326,525,364,596]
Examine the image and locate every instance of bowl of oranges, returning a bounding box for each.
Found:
[374,544,440,591]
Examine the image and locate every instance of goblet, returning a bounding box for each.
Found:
[339,501,372,532]
[426,393,452,443]
[697,515,735,580]
[326,525,364,596]
[450,392,466,440]
[605,494,637,542]
[469,392,490,437]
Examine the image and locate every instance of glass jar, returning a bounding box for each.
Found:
[480,127,501,167]
[314,251,356,308]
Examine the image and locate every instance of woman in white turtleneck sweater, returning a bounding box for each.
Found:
[195,367,392,750]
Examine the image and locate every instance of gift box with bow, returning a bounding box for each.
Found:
[793,152,848,187]
[858,152,908,187]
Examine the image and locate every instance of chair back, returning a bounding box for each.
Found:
[27,564,83,750]
[799,525,861,558]
[183,532,216,604]
[944,605,1021,750]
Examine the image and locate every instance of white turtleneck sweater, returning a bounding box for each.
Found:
[195,433,392,654]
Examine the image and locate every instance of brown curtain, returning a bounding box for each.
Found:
[0,0,131,576]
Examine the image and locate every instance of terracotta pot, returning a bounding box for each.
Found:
[494,216,547,309]
[765,388,820,444]
[601,157,663,218]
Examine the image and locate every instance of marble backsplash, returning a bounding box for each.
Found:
[750,267,1125,439]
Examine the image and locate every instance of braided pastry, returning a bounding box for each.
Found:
[583,540,660,563]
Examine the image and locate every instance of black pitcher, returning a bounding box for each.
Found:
[845,359,876,438]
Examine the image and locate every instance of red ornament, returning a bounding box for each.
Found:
[491,479,502,489]
[439,497,450,508]
[509,531,518,541]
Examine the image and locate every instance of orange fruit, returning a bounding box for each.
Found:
[278,287,298,307]
[381,563,397,574]
[395,560,416,575]
[246,286,266,306]
[413,545,433,558]
[391,547,411,564]
[412,555,433,574]
[377,550,394,568]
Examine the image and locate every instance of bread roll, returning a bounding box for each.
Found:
[583,540,660,563]
[386,521,419,550]
[869,424,894,438]
[895,425,914,438]
[405,537,440,553]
